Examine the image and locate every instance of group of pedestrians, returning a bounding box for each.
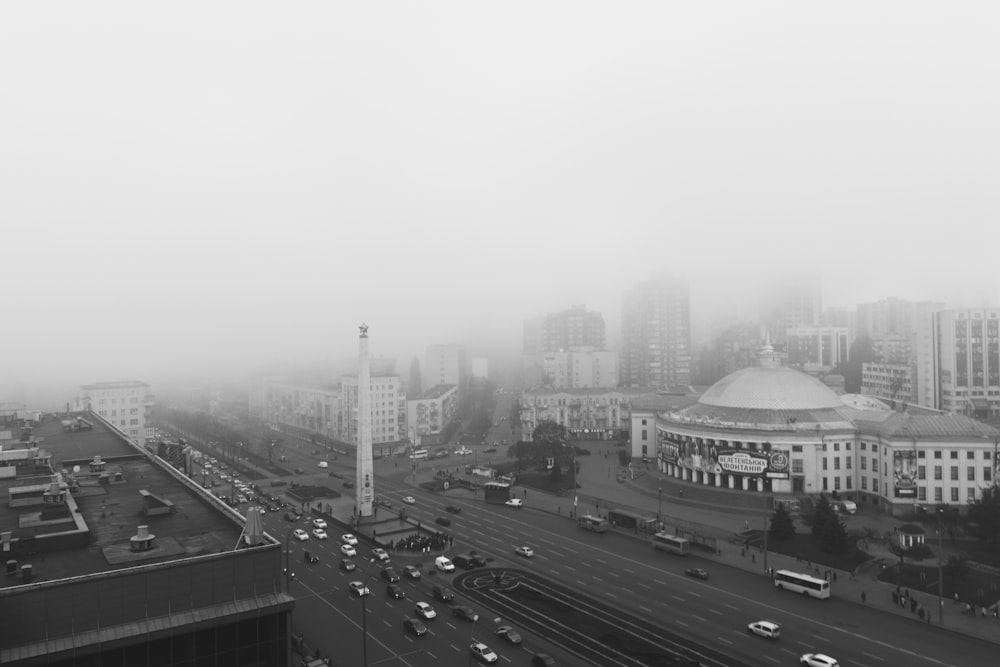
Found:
[391,531,451,553]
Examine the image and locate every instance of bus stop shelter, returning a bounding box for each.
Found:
[607,509,658,534]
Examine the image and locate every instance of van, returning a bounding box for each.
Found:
[410,449,429,460]
[434,556,455,572]
[840,500,857,515]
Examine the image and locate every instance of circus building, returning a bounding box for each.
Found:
[637,342,1000,516]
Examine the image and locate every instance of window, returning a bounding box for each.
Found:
[985,467,993,482]
[834,477,841,490]
[873,444,879,454]
[968,488,976,501]
[951,488,959,502]
[861,457,867,470]
[917,450,925,458]
[873,479,879,492]
[792,459,804,473]
[846,477,852,489]
[846,458,852,469]
[934,466,942,480]
[918,487,926,501]
[934,487,943,502]
[968,467,976,481]
[968,451,976,459]
[872,457,877,471]
[822,443,828,452]
[918,465,925,480]
[822,477,828,490]
[846,442,852,451]
[642,430,647,440]
[834,458,840,470]
[951,451,959,459]
[641,419,647,426]
[792,445,803,452]
[822,458,828,471]
[642,445,648,455]
[934,451,942,459]
[861,477,868,490]
[834,443,840,451]
[861,442,867,451]
[987,452,993,460]
[951,466,959,481]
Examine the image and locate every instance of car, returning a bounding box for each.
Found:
[404,565,421,580]
[271,480,288,487]
[403,617,427,637]
[317,461,328,468]
[800,654,839,667]
[340,544,357,557]
[445,505,462,514]
[304,550,319,564]
[312,529,328,540]
[452,605,479,622]
[483,447,497,453]
[386,583,406,599]
[372,548,390,562]
[294,468,304,474]
[414,601,436,619]
[432,585,455,602]
[284,511,298,522]
[376,497,393,509]
[339,558,356,572]
[348,581,370,597]
[435,517,452,527]
[341,533,358,546]
[402,496,416,505]
[343,480,355,488]
[531,654,557,667]
[747,620,781,639]
[381,567,400,583]
[514,546,534,558]
[292,529,309,541]
[312,519,327,529]
[469,642,498,664]
[505,498,523,508]
[435,556,455,572]
[685,568,709,580]
[495,625,522,645]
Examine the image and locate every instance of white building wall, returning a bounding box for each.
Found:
[80,381,153,447]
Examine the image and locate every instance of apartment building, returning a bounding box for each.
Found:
[79,381,154,446]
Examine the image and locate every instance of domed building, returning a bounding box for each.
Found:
[632,342,1000,516]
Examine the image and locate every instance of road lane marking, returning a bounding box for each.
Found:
[709,609,723,616]
[639,605,652,612]
[862,652,885,661]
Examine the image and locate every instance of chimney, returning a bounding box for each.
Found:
[130,525,156,552]
[90,455,105,473]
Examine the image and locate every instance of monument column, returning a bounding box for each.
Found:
[356,324,374,518]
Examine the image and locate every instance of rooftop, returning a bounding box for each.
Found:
[0,413,250,589]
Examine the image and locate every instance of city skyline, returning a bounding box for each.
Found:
[3,3,1000,399]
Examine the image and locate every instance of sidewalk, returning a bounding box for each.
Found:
[438,444,1000,646]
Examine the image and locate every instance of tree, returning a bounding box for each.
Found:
[549,460,563,482]
[967,485,1000,544]
[943,555,970,583]
[811,494,850,553]
[532,420,567,445]
[769,503,796,541]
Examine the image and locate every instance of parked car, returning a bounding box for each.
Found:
[685,568,709,580]
[435,556,455,572]
[403,617,427,637]
[432,585,455,602]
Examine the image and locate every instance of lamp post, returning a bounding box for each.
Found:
[283,529,296,592]
[657,487,663,529]
[937,507,944,625]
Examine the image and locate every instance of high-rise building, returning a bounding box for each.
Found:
[541,305,606,351]
[79,381,154,447]
[340,372,403,451]
[759,274,822,342]
[621,276,691,388]
[523,305,610,389]
[424,344,467,392]
[541,347,618,389]
[785,327,849,372]
[931,308,1000,417]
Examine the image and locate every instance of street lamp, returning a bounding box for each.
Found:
[283,528,297,592]
[937,507,944,625]
[657,487,663,529]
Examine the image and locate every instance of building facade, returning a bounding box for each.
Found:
[340,373,404,447]
[406,384,458,446]
[250,380,341,439]
[862,362,917,404]
[519,387,672,440]
[759,274,822,343]
[79,381,154,447]
[539,347,618,389]
[932,308,1000,417]
[621,276,691,388]
[785,326,849,372]
[425,344,467,392]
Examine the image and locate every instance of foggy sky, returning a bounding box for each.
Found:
[3,2,999,400]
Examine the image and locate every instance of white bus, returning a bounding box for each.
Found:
[773,570,830,599]
[409,449,429,460]
[651,532,690,555]
[577,515,609,533]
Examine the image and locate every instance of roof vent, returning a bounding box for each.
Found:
[90,455,105,472]
[130,525,156,552]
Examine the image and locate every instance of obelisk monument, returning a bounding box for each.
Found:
[356,323,374,518]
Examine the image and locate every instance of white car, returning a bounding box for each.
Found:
[505,498,523,508]
[372,548,390,562]
[800,654,839,667]
[341,533,358,546]
[747,621,781,640]
[317,461,328,468]
[340,544,357,557]
[415,601,436,619]
[435,556,455,572]
[402,496,416,505]
[469,642,498,664]
[292,529,309,541]
[312,519,327,529]
[312,529,328,540]
[348,581,370,597]
[514,546,534,558]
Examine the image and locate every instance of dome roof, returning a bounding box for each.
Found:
[698,366,844,411]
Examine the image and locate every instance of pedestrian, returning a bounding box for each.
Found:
[744,520,749,530]
[751,553,756,563]
[861,591,866,603]
[954,592,959,604]
[833,571,838,583]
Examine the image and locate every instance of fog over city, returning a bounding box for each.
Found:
[3,2,999,403]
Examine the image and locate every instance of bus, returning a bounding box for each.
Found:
[577,515,609,533]
[409,449,429,460]
[772,570,830,599]
[651,532,690,555]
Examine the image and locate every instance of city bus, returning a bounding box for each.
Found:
[577,515,609,533]
[772,570,830,599]
[651,532,690,555]
[409,449,429,460]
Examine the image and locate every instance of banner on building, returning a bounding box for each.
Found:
[658,430,789,479]
[893,450,918,498]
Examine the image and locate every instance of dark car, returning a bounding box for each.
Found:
[381,567,400,583]
[404,565,421,580]
[531,654,556,667]
[270,480,288,487]
[294,468,305,474]
[284,512,297,522]
[432,585,455,602]
[304,550,319,564]
[386,583,406,599]
[445,505,462,514]
[343,480,355,488]
[483,447,497,453]
[435,517,452,527]
[452,605,479,622]
[496,625,522,644]
[339,558,356,572]
[685,568,709,580]
[403,617,427,637]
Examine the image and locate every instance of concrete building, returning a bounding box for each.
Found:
[407,384,459,447]
[471,357,489,379]
[759,274,822,343]
[862,362,917,404]
[0,410,291,666]
[621,276,692,388]
[340,372,404,454]
[79,381,155,447]
[931,308,1000,418]
[638,342,1000,516]
[424,344,467,392]
[540,347,619,389]
[250,380,341,439]
[785,326,849,372]
[540,304,606,351]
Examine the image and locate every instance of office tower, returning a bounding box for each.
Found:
[621,276,691,388]
[931,308,1000,417]
[425,344,467,391]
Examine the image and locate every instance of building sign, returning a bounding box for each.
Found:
[893,450,918,498]
[658,430,789,479]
